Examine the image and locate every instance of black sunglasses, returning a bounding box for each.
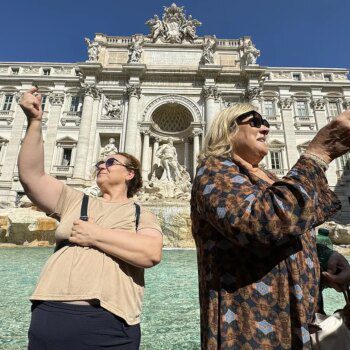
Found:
[95,157,129,171]
[236,111,270,129]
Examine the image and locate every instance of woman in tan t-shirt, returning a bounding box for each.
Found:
[19,87,163,350]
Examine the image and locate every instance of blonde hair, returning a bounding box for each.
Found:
[198,103,257,162]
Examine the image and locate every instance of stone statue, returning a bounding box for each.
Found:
[145,15,164,42]
[242,40,260,65]
[202,38,216,64]
[102,97,122,119]
[145,4,201,44]
[156,138,182,182]
[128,36,143,63]
[181,15,201,42]
[100,138,119,158]
[84,37,100,62]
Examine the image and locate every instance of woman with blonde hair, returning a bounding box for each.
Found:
[191,103,350,349]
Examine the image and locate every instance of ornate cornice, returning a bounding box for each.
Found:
[49,93,65,106]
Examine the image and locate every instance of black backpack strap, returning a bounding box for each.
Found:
[80,194,89,221]
[134,203,140,231]
[54,193,89,253]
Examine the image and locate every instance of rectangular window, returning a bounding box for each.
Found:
[270,151,282,170]
[328,102,339,118]
[43,68,51,76]
[264,100,275,116]
[292,73,301,81]
[3,94,13,111]
[61,148,72,166]
[41,95,47,111]
[70,96,80,112]
[324,74,332,82]
[295,101,308,117]
[11,68,19,75]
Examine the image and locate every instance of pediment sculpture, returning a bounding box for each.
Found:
[145,3,201,43]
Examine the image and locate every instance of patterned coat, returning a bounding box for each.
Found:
[191,156,341,350]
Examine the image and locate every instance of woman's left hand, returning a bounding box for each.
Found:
[69,218,100,247]
[322,251,350,292]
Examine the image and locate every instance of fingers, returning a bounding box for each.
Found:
[323,270,350,287]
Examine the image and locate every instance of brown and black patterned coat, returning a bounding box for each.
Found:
[191,156,341,349]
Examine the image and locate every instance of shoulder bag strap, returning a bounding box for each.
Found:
[80,194,89,221]
[54,193,89,252]
[134,203,140,231]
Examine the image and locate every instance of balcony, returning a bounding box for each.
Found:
[51,165,74,177]
[0,110,14,125]
[61,111,81,126]
[264,115,282,130]
[294,116,316,130]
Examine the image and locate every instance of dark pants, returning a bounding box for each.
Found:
[28,302,141,350]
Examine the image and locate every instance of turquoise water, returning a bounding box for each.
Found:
[0,248,346,350]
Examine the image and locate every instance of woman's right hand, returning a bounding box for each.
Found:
[19,87,43,122]
[307,109,350,163]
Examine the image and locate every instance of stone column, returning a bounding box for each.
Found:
[141,130,150,181]
[203,86,220,131]
[311,98,327,130]
[124,84,141,156]
[193,130,201,177]
[279,97,299,167]
[72,84,100,184]
[44,93,64,173]
[152,137,160,166]
[183,137,189,170]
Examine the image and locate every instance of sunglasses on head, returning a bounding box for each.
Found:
[94,157,129,171]
[236,111,270,129]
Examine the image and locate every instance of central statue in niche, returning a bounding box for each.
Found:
[156,138,182,182]
[140,138,192,201]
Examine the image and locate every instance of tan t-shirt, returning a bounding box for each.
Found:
[30,185,162,325]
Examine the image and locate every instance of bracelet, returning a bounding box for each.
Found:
[303,151,329,171]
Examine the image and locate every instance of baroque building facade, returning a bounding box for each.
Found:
[0,3,350,222]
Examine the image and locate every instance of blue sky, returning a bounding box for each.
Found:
[1,0,349,69]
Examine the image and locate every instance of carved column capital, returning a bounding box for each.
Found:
[202,86,221,101]
[343,99,350,109]
[278,97,293,110]
[49,92,65,106]
[193,129,203,137]
[140,128,150,135]
[311,98,326,111]
[82,83,101,99]
[126,84,142,99]
[244,86,261,101]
